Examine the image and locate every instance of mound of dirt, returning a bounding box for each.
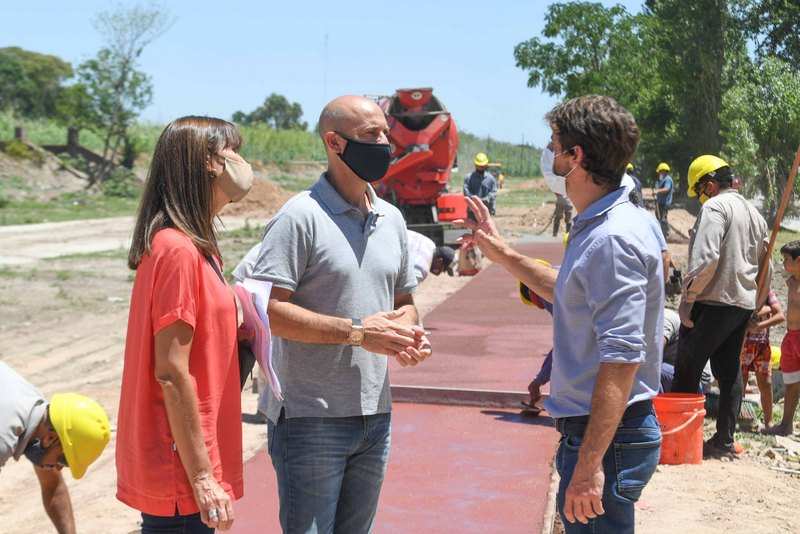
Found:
[220,177,292,218]
[0,149,87,200]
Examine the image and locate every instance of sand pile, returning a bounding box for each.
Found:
[220,177,292,218]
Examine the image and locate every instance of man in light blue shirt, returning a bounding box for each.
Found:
[460,95,663,533]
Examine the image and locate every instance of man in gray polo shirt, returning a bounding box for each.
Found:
[252,95,431,534]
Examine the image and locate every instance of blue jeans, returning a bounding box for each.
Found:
[555,410,661,534]
[141,512,212,533]
[267,411,391,534]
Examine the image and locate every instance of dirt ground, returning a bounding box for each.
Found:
[2,178,799,533]
[636,457,800,533]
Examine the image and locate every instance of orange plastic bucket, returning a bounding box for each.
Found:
[653,393,706,465]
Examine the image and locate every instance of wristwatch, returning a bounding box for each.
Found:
[348,318,365,346]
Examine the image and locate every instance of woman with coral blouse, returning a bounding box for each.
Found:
[116,116,253,533]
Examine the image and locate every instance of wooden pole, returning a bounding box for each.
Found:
[755,144,800,305]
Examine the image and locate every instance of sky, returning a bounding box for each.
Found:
[1,0,643,148]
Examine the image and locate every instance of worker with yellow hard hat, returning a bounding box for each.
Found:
[654,161,674,238]
[463,152,498,215]
[625,162,643,205]
[672,154,770,458]
[0,362,110,532]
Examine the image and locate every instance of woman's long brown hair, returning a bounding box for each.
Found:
[128,116,242,270]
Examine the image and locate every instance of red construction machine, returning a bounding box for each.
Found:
[375,87,468,246]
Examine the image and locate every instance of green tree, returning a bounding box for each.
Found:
[513,2,639,98]
[0,47,73,118]
[76,3,173,183]
[513,2,672,182]
[74,48,153,177]
[514,1,751,190]
[233,93,308,130]
[739,0,800,63]
[643,0,748,185]
[722,57,800,221]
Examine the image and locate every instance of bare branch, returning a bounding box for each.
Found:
[93,2,175,62]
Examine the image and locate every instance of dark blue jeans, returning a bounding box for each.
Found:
[555,409,661,533]
[267,411,391,534]
[141,512,212,534]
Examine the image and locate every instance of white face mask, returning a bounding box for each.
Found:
[540,146,576,197]
[218,156,254,203]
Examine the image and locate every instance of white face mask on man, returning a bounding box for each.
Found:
[540,146,577,197]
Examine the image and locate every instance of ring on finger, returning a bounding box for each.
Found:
[208,508,219,521]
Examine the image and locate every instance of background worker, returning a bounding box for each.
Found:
[626,162,643,206]
[654,162,673,238]
[460,95,664,532]
[552,193,573,237]
[463,152,498,215]
[406,230,456,284]
[672,155,769,458]
[1,362,110,534]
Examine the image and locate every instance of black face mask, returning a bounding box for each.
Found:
[23,438,48,466]
[24,438,66,468]
[336,132,391,182]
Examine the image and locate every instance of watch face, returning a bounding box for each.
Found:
[350,327,364,346]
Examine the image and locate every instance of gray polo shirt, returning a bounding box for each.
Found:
[252,174,416,422]
[0,362,47,471]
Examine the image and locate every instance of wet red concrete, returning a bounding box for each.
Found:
[233,403,558,533]
[231,240,563,533]
[390,241,563,392]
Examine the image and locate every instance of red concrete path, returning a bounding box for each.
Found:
[232,241,563,533]
[390,241,563,391]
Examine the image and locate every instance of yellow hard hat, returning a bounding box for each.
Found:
[771,345,781,370]
[49,393,111,479]
[473,153,489,167]
[687,155,729,198]
[656,162,670,173]
[626,163,634,172]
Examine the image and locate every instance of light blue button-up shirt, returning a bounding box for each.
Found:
[545,186,665,419]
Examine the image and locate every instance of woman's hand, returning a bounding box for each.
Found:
[192,473,234,531]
